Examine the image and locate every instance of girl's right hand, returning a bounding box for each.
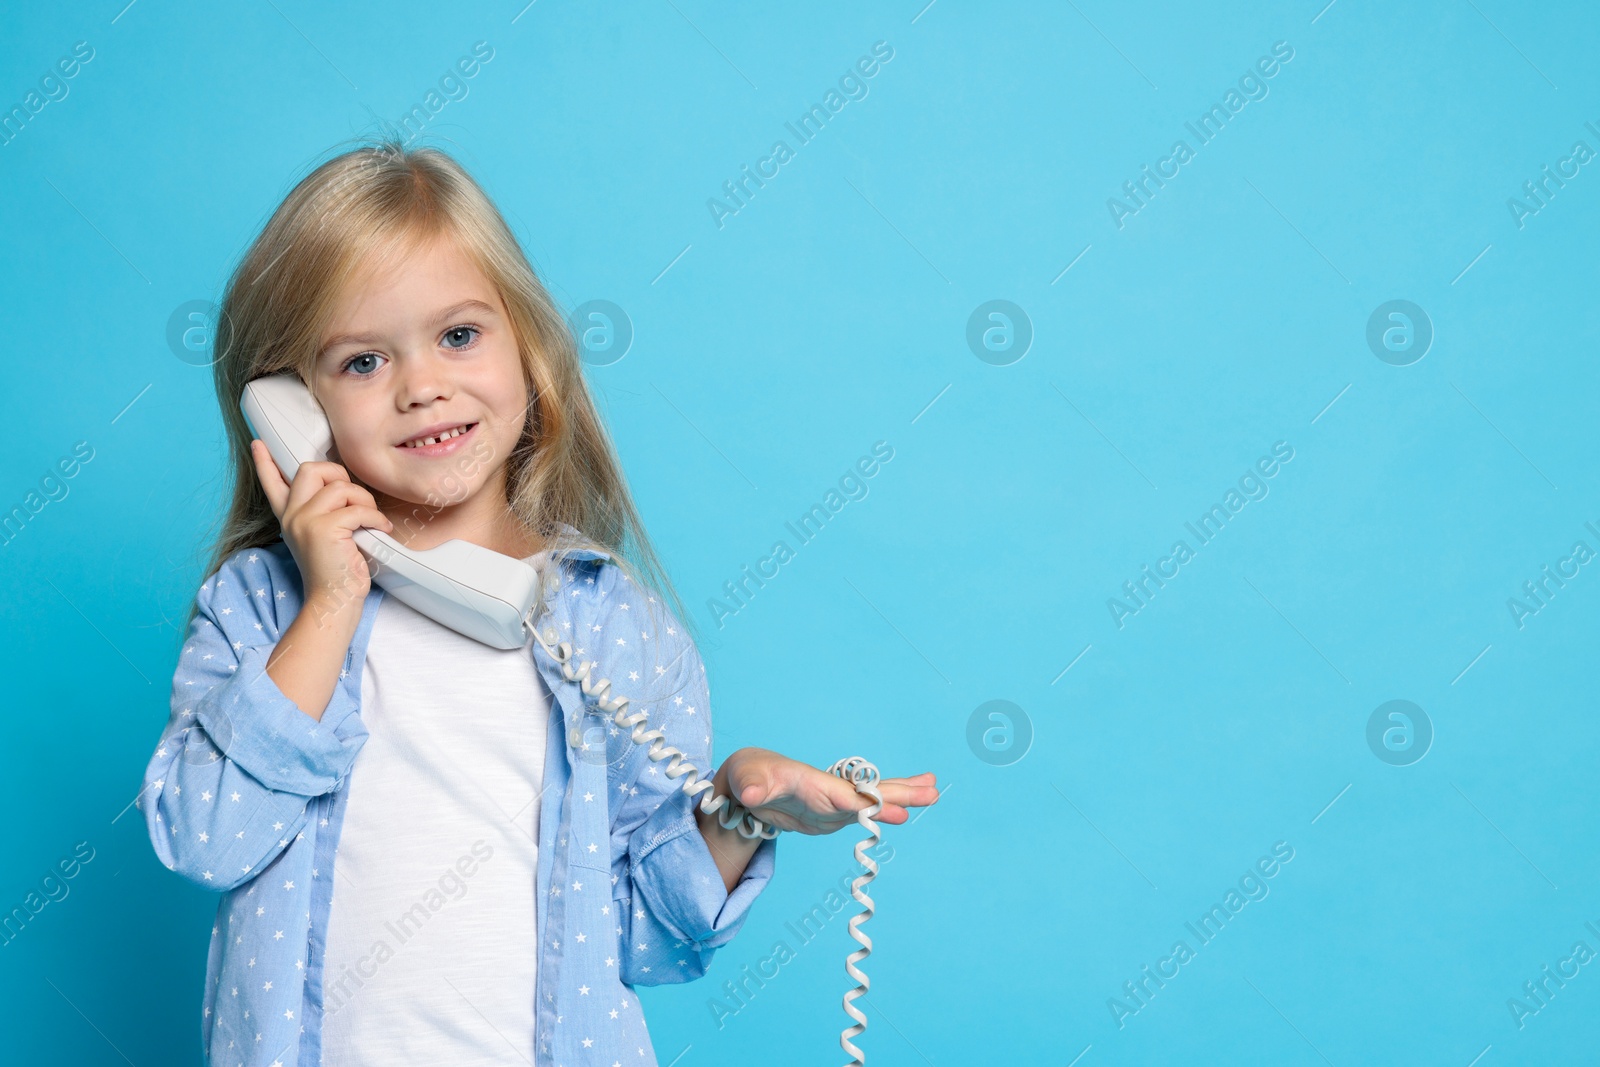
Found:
[249,439,394,623]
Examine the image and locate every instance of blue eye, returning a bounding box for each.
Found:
[335,325,478,375]
[342,352,387,376]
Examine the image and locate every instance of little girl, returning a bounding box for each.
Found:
[139,139,938,1067]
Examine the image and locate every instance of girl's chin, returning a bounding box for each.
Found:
[368,481,479,516]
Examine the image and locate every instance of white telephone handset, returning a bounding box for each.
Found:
[240,373,541,649]
[241,372,889,1066]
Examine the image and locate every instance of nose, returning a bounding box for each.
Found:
[395,352,452,410]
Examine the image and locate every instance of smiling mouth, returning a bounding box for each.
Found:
[400,422,477,448]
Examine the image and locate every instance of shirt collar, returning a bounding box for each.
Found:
[541,520,613,563]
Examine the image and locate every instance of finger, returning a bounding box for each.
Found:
[344,480,380,511]
[298,480,380,520]
[872,777,939,803]
[250,440,291,518]
[323,505,394,535]
[838,802,907,825]
[297,459,353,482]
[825,773,884,814]
[874,781,942,808]
[283,462,331,516]
[878,772,938,787]
[734,765,776,809]
[315,473,379,511]
[284,460,353,515]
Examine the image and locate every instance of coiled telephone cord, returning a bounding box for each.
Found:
[530,623,886,1066]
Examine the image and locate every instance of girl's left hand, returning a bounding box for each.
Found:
[714,747,941,837]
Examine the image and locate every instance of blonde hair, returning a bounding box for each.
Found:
[194,137,692,646]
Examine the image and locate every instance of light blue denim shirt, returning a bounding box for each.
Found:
[139,537,778,1067]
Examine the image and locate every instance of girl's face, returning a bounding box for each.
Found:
[310,232,529,534]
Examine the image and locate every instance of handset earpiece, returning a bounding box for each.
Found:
[240,372,335,486]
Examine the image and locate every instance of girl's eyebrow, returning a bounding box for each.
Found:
[318,299,500,356]
[428,298,498,325]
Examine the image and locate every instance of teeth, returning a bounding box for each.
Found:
[404,423,472,448]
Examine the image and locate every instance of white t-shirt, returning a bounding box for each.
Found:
[321,556,550,1066]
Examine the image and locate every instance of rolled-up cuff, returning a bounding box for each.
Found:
[629,788,778,949]
[193,643,368,797]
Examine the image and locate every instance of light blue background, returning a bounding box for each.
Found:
[2,1,1597,1064]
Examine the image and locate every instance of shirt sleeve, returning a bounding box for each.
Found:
[594,564,779,985]
[138,551,370,892]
